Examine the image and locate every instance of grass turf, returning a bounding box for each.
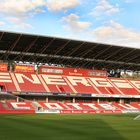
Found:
[0,113,140,140]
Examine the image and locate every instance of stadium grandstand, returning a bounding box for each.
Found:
[0,30,140,114]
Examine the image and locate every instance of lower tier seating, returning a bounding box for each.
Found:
[0,101,140,114]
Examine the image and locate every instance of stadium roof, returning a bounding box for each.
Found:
[0,30,140,71]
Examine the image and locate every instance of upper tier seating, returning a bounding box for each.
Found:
[1,72,140,96]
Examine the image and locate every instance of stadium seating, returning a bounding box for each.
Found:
[0,101,138,114]
[129,102,140,109]
[1,71,140,96]
[0,102,6,110]
[1,67,140,114]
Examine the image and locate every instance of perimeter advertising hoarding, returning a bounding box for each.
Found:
[14,64,34,73]
[0,63,8,71]
[60,110,122,114]
[39,66,107,77]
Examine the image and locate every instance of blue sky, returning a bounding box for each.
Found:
[0,0,140,48]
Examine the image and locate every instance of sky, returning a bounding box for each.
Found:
[0,0,140,48]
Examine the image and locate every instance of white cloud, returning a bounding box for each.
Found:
[0,21,5,26]
[0,0,81,29]
[46,0,80,12]
[124,0,133,3]
[0,0,46,15]
[90,0,119,16]
[91,20,140,48]
[7,17,33,29]
[0,0,80,15]
[0,0,46,28]
[62,13,91,32]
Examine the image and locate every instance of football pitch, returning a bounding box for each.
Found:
[0,114,140,140]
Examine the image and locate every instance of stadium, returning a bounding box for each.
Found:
[0,30,140,140]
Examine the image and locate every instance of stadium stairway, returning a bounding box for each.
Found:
[2,102,11,110]
[0,102,6,110]
[32,101,42,110]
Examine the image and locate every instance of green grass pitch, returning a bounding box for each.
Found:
[0,113,140,140]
